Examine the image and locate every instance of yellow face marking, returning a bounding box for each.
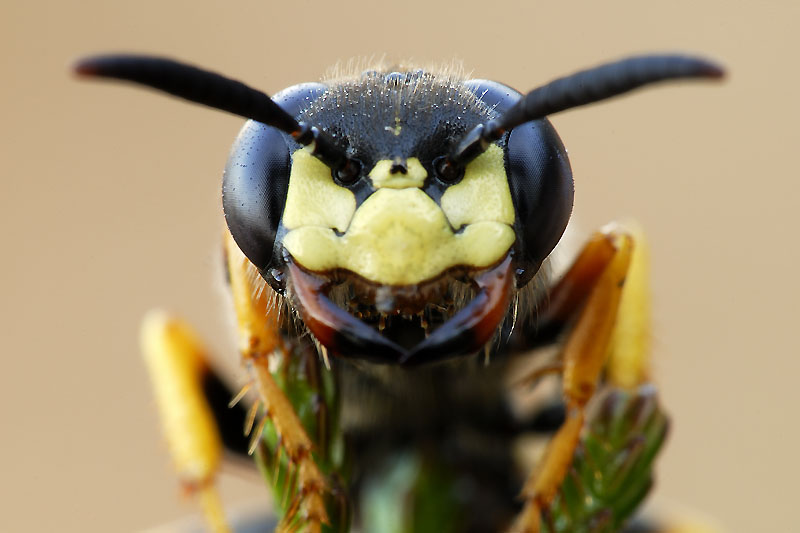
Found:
[441,144,515,229]
[282,148,355,232]
[283,188,515,285]
[369,157,427,189]
[282,142,516,285]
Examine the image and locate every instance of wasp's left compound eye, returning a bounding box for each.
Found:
[505,119,574,285]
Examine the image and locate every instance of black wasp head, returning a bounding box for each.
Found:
[75,53,723,364]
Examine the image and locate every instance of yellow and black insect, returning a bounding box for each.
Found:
[76,54,723,532]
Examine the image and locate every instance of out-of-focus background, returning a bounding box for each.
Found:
[2,1,797,531]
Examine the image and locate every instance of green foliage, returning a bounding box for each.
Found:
[252,347,350,532]
[542,385,669,533]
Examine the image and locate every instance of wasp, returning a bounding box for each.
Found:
[75,53,723,532]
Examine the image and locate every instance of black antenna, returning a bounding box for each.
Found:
[450,54,725,166]
[74,54,349,171]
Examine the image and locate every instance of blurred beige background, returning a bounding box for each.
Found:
[2,1,797,531]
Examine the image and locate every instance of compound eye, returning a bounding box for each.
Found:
[433,156,464,184]
[222,82,325,274]
[222,122,290,272]
[333,157,363,185]
[506,119,574,285]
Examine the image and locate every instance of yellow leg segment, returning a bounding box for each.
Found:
[140,311,231,533]
[513,224,650,532]
[606,223,651,388]
[224,231,329,531]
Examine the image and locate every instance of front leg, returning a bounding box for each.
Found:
[139,232,334,533]
[140,312,232,533]
[513,224,652,532]
[223,231,330,532]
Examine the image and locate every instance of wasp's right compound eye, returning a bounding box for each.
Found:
[222,83,326,274]
[222,122,290,272]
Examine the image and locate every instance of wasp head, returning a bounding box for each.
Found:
[75,54,722,365]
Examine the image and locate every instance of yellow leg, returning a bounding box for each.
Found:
[223,231,329,531]
[140,311,231,533]
[606,223,651,388]
[513,224,650,532]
